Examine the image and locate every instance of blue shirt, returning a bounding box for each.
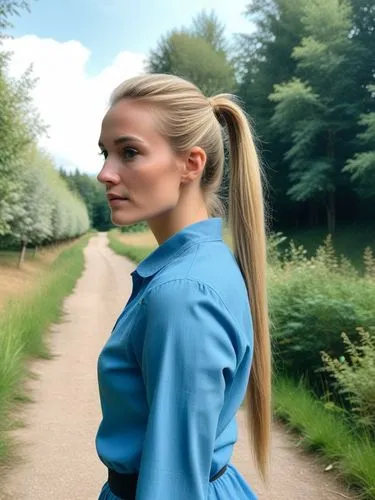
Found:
[96,218,254,500]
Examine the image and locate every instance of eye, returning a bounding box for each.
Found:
[123,147,138,161]
[99,149,108,160]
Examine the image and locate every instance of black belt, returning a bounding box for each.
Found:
[108,464,228,499]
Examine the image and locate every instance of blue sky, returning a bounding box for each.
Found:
[5,0,253,174]
[9,0,252,75]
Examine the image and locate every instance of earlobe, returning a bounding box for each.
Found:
[180,147,207,184]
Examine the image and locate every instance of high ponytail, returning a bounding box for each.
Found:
[210,94,271,480]
[110,74,271,480]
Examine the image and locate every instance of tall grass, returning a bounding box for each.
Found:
[274,377,375,498]
[0,234,90,461]
[282,222,375,271]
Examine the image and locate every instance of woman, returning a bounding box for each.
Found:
[96,74,271,500]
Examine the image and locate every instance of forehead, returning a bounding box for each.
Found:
[100,99,160,143]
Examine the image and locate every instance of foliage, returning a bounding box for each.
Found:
[120,222,148,233]
[344,85,375,197]
[269,235,375,383]
[147,10,235,95]
[268,0,355,233]
[0,0,30,35]
[0,4,90,250]
[59,168,113,231]
[190,10,227,53]
[236,0,375,230]
[321,328,375,430]
[0,58,43,236]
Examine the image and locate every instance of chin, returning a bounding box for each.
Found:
[110,211,144,227]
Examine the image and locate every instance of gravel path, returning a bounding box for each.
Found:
[0,233,356,499]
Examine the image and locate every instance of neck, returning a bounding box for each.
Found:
[147,191,209,245]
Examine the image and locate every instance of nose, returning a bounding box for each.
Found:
[97,161,120,186]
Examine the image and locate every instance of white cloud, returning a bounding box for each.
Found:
[3,35,146,174]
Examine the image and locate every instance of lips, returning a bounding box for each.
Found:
[107,193,129,201]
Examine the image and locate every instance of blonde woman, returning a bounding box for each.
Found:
[96,74,271,500]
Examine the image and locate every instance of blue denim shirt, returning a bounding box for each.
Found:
[96,218,254,500]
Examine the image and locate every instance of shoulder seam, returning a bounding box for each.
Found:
[143,277,243,334]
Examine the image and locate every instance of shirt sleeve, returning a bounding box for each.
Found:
[135,279,239,500]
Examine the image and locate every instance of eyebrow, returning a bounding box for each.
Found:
[98,135,145,148]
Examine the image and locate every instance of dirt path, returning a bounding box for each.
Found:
[0,233,356,499]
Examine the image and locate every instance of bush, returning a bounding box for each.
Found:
[321,328,375,431]
[269,236,375,384]
[120,222,148,233]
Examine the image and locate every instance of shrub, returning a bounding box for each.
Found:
[269,236,375,384]
[321,328,375,431]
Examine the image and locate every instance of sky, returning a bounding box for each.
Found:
[3,0,253,175]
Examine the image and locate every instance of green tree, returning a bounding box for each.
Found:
[236,0,308,227]
[7,148,90,265]
[59,168,113,231]
[190,9,227,53]
[0,0,30,36]
[344,85,375,197]
[0,50,44,236]
[269,0,356,233]
[147,11,235,95]
[10,152,53,266]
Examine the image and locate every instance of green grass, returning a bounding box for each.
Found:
[0,234,90,462]
[274,377,375,499]
[283,222,375,271]
[107,229,153,262]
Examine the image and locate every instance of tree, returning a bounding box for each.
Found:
[0,0,30,36]
[59,168,113,231]
[344,85,375,197]
[10,161,53,266]
[236,0,308,228]
[147,11,235,95]
[7,147,90,266]
[0,52,44,236]
[269,0,356,233]
[190,9,227,54]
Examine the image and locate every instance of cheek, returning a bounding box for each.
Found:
[135,159,181,198]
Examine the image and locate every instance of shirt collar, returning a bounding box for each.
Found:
[134,217,223,279]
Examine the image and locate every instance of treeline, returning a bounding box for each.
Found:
[0,1,90,257]
[147,2,375,231]
[2,1,374,239]
[59,169,112,231]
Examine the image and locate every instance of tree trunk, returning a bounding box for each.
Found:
[326,192,336,234]
[309,200,319,226]
[326,129,336,234]
[18,240,27,268]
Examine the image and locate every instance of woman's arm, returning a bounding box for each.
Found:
[135,279,239,500]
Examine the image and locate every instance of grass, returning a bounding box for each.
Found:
[0,234,90,463]
[282,222,375,271]
[107,229,153,262]
[274,377,375,499]
[113,221,375,271]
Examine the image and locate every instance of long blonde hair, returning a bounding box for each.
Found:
[110,74,271,479]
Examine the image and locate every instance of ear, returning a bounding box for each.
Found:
[180,147,207,184]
